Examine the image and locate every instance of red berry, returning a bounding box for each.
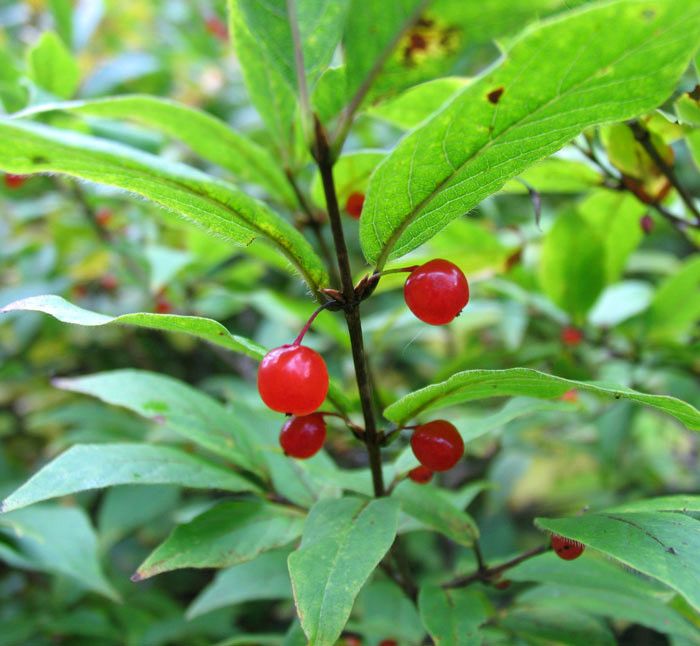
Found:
[494,579,512,590]
[561,389,578,403]
[640,214,654,235]
[100,274,118,291]
[257,344,329,415]
[279,413,326,459]
[411,420,464,472]
[551,534,585,560]
[155,298,172,314]
[4,174,27,189]
[345,192,365,219]
[205,16,228,41]
[379,641,397,646]
[408,465,433,484]
[404,259,469,325]
[96,208,112,227]
[560,326,583,346]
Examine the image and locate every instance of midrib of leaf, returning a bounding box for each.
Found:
[373,5,693,268]
[308,502,366,642]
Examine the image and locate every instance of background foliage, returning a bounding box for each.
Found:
[0,0,699,644]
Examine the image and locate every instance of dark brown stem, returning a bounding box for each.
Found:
[313,116,385,497]
[442,544,548,589]
[628,119,700,224]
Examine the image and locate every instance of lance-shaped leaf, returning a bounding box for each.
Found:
[16,95,297,205]
[383,368,700,430]
[536,510,700,612]
[361,0,700,267]
[1,295,265,360]
[53,370,264,474]
[0,119,328,293]
[134,500,304,580]
[288,497,399,645]
[418,585,491,646]
[0,444,259,514]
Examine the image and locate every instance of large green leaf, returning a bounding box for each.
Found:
[17,95,297,205]
[360,0,700,267]
[383,368,700,430]
[418,585,491,646]
[288,497,399,645]
[134,500,304,580]
[393,480,477,546]
[0,504,118,599]
[0,444,258,514]
[536,510,700,612]
[187,549,293,619]
[53,370,264,474]
[1,295,265,360]
[0,119,329,294]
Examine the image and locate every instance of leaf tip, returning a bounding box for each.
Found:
[130,571,145,583]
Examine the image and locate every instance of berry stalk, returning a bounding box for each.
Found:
[313,117,385,497]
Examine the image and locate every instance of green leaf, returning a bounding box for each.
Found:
[27,32,80,99]
[393,480,478,546]
[1,295,265,360]
[367,77,470,130]
[645,255,700,342]
[384,368,700,430]
[53,370,264,474]
[18,95,297,205]
[418,584,491,645]
[604,495,700,513]
[539,210,607,321]
[134,500,304,580]
[0,444,259,514]
[187,549,293,619]
[0,119,329,294]
[502,157,602,194]
[535,511,700,612]
[0,505,118,599]
[360,0,700,267]
[288,497,399,645]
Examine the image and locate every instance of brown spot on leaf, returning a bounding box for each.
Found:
[487,87,505,104]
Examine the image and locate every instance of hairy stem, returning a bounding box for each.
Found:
[313,117,386,497]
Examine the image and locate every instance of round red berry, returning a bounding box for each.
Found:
[560,326,583,346]
[411,420,464,472]
[205,16,228,41]
[258,344,329,415]
[404,259,469,325]
[345,192,365,219]
[155,298,172,314]
[96,208,112,227]
[279,413,326,459]
[551,534,585,560]
[408,465,433,484]
[560,389,578,403]
[4,174,27,189]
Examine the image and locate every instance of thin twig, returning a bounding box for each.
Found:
[313,116,386,497]
[628,119,700,223]
[442,544,548,589]
[331,0,432,155]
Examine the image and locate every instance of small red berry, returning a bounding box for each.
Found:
[561,389,578,403]
[342,638,362,646]
[560,326,583,346]
[345,192,365,219]
[408,465,433,484]
[551,534,585,560]
[640,214,654,235]
[96,208,112,227]
[155,297,172,314]
[411,420,464,472]
[494,579,512,590]
[100,274,118,291]
[4,174,27,189]
[257,344,329,415]
[279,413,326,459]
[205,16,228,41]
[379,641,398,646]
[404,259,469,325]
